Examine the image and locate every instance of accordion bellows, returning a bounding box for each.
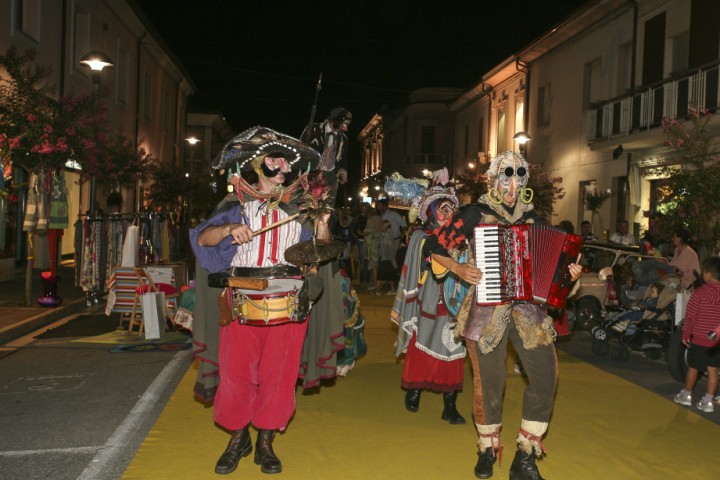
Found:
[473,224,583,308]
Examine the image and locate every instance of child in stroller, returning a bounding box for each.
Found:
[591,264,682,361]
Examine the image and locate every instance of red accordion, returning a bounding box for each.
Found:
[473,223,582,308]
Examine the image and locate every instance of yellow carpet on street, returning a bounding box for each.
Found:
[123,292,717,479]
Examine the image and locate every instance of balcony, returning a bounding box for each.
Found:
[586,60,720,147]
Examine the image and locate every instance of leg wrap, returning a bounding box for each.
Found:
[477,423,503,463]
[517,419,548,457]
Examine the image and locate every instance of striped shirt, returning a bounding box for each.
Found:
[230,200,301,268]
[682,282,720,347]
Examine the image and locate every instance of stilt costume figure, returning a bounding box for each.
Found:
[422,152,582,480]
[190,127,329,475]
[300,107,351,207]
[389,169,467,424]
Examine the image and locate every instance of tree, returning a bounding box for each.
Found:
[653,106,720,257]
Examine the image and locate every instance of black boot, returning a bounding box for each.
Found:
[404,389,421,412]
[441,391,466,424]
[509,449,544,480]
[474,447,496,479]
[215,426,252,474]
[254,429,282,474]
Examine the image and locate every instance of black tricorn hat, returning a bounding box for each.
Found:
[212,126,320,172]
[328,107,351,123]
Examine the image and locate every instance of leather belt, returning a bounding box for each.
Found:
[227,265,301,279]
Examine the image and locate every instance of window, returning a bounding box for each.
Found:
[477,117,485,153]
[671,30,689,74]
[642,12,666,85]
[14,0,41,42]
[74,9,91,68]
[162,87,172,133]
[116,47,129,105]
[617,42,632,95]
[536,85,550,127]
[464,125,469,158]
[496,110,507,153]
[582,57,602,110]
[689,1,720,69]
[142,72,153,121]
[420,126,435,153]
[515,100,524,135]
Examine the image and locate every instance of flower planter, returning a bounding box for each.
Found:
[0,257,15,282]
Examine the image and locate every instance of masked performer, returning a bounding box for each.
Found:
[390,169,467,425]
[300,107,351,207]
[190,127,326,476]
[423,152,582,480]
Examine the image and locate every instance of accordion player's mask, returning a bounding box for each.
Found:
[488,151,530,207]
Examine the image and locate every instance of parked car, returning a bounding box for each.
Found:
[572,242,670,330]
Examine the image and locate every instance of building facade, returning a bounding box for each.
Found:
[0,0,195,263]
[359,0,720,242]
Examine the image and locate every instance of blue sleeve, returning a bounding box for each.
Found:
[189,208,242,273]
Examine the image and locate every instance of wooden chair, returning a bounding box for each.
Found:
[128,267,180,335]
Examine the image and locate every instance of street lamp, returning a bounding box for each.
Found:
[513,131,532,156]
[79,51,114,214]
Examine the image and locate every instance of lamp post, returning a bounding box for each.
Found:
[513,131,531,157]
[79,51,114,214]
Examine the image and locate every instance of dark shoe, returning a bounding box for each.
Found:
[509,449,544,480]
[441,391,466,424]
[474,447,496,479]
[254,429,282,474]
[404,389,421,412]
[215,427,252,474]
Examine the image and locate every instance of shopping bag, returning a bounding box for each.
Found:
[173,307,194,332]
[141,291,166,340]
[675,291,690,326]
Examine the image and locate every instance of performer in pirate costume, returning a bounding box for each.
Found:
[390,169,467,425]
[300,107,351,207]
[422,152,582,480]
[190,127,329,475]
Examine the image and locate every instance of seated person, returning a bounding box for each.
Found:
[613,283,664,333]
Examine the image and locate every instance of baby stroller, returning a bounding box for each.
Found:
[591,272,682,361]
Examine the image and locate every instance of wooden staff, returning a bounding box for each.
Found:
[231,213,300,244]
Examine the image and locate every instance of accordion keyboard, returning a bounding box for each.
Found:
[474,225,503,304]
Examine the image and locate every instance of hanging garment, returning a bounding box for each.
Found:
[48,171,69,229]
[23,172,49,232]
[121,225,140,267]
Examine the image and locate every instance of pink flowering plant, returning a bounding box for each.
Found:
[0,46,148,191]
[653,105,720,257]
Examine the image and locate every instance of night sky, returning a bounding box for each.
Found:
[138,0,590,138]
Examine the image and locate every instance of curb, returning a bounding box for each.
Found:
[0,297,92,346]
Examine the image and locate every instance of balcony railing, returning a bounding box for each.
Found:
[586,61,720,143]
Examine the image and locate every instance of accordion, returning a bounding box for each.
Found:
[473,223,582,308]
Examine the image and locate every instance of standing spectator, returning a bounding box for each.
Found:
[350,204,369,286]
[376,197,407,262]
[580,220,598,242]
[673,257,720,413]
[376,219,398,294]
[609,219,636,245]
[558,220,575,234]
[670,228,701,290]
[364,206,382,293]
